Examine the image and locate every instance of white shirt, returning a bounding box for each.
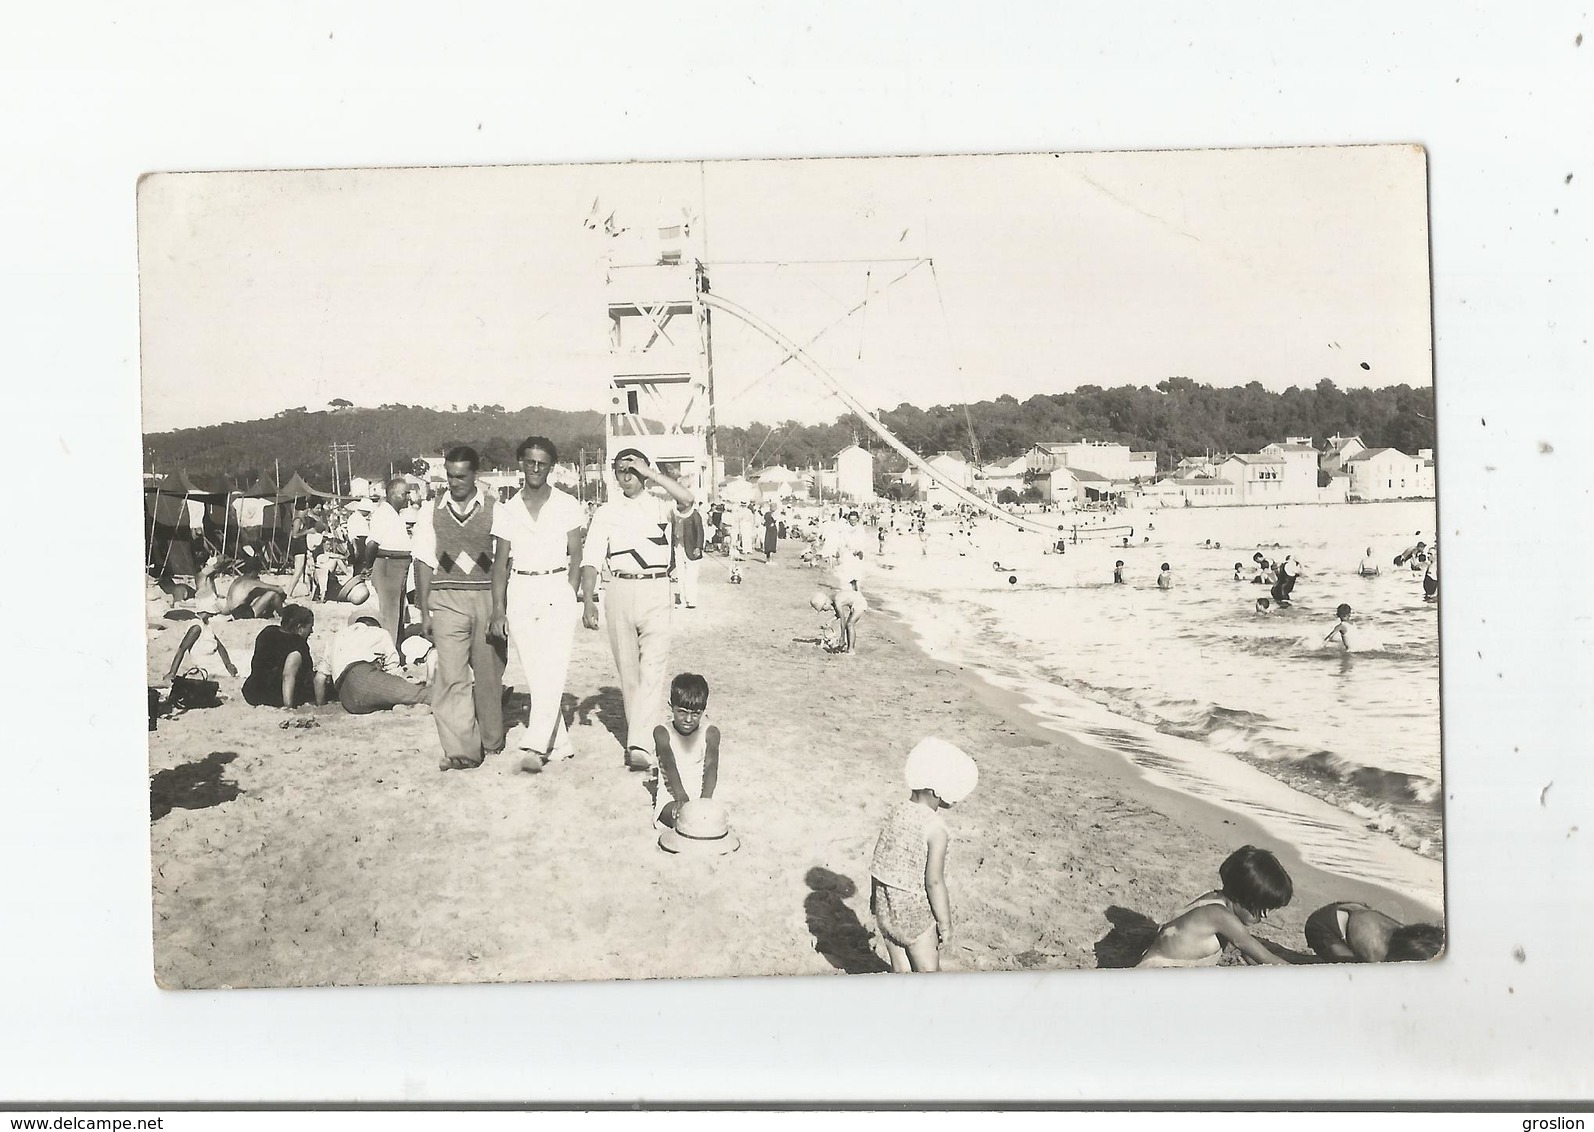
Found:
[315,620,404,683]
[345,509,369,539]
[491,486,586,573]
[581,490,684,575]
[410,488,485,571]
[367,501,412,555]
[233,497,268,526]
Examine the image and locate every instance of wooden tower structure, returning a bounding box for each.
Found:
[600,211,717,501]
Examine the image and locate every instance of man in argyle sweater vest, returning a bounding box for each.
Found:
[413,447,507,771]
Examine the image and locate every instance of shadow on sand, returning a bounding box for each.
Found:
[1093,905,1159,968]
[569,686,628,748]
[804,866,888,974]
[151,751,241,823]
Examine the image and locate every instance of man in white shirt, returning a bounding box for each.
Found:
[489,436,587,772]
[580,448,695,771]
[359,478,414,648]
[313,613,430,714]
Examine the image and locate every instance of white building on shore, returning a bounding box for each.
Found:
[1344,447,1433,501]
[834,444,874,502]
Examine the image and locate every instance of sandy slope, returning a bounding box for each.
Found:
[147,549,1426,989]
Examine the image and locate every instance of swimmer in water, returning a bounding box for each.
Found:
[1234,562,1246,581]
[1323,603,1353,651]
[1422,549,1439,603]
[1156,562,1172,590]
[1113,560,1125,585]
[1255,597,1272,615]
[1358,547,1380,577]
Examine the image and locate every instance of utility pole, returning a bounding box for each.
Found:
[330,441,355,497]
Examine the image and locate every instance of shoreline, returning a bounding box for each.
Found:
[147,547,1442,989]
[866,588,1442,923]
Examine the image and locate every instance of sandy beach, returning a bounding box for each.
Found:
[147,547,1433,989]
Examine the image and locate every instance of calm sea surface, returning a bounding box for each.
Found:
[865,499,1444,911]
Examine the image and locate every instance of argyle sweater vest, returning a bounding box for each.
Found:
[429,495,495,590]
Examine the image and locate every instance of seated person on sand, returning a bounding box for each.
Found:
[241,603,317,708]
[1304,902,1445,963]
[809,585,867,654]
[652,672,721,829]
[313,546,372,607]
[163,609,237,685]
[192,549,287,619]
[1357,547,1381,577]
[1137,845,1295,967]
[313,612,430,715]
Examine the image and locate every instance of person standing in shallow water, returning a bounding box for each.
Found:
[413,446,506,772]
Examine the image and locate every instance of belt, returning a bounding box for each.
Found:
[610,569,669,580]
[375,549,411,559]
[513,566,566,576]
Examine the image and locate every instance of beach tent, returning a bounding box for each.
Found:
[273,471,337,503]
[144,471,230,575]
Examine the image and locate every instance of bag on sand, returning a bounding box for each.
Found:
[168,674,220,712]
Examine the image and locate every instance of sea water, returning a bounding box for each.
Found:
[865,499,1444,911]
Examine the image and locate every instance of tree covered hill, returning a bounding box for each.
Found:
[145,378,1435,490]
[145,403,608,490]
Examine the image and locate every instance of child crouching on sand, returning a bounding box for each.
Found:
[1137,845,1295,967]
[652,673,721,829]
[870,738,979,973]
[1304,902,1445,963]
[809,586,867,654]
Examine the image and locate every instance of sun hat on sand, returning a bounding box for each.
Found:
[904,737,979,804]
[657,798,740,855]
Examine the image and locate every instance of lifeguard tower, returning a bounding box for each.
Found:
[600,211,718,502]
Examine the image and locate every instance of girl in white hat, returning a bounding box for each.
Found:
[869,737,979,972]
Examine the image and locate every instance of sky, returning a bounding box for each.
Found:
[138,145,1432,434]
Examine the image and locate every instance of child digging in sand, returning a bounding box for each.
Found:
[1137,845,1295,967]
[870,738,979,973]
[809,586,867,654]
[651,673,721,829]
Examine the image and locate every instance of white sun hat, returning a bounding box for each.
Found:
[904,737,979,804]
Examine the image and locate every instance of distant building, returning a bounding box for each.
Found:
[1258,437,1322,504]
[1024,441,1072,474]
[1057,440,1135,481]
[1345,447,1433,501]
[1145,474,1242,507]
[974,455,1028,498]
[1216,453,1287,505]
[1321,434,1367,477]
[834,445,874,501]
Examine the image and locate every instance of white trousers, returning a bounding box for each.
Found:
[675,554,700,606]
[505,573,580,758]
[603,576,673,754]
